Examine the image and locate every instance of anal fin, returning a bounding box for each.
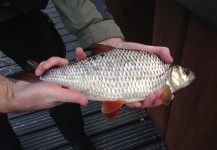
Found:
[102,100,125,120]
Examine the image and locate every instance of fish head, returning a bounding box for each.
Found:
[168,65,195,93]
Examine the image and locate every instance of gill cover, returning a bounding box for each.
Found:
[167,65,195,93]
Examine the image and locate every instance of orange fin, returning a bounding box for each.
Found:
[90,44,114,55]
[160,85,172,105]
[102,100,125,120]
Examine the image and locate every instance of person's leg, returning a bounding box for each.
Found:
[49,103,85,142]
[49,104,96,150]
[0,113,22,150]
[0,10,94,149]
[0,10,66,71]
[0,10,67,149]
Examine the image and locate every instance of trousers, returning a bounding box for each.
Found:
[0,10,84,149]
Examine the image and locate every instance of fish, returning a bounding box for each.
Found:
[39,44,195,120]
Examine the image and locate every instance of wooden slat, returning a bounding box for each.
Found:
[152,0,190,63]
[105,0,155,45]
[165,13,217,150]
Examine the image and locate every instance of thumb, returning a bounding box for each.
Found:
[76,47,87,60]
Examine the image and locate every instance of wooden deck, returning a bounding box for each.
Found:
[0,1,167,150]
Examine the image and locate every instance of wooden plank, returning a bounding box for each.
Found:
[166,13,217,150]
[105,0,155,45]
[147,0,189,138]
[152,0,189,63]
[174,0,217,28]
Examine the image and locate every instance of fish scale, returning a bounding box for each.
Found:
[40,48,171,103]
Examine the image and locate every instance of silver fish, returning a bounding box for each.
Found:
[40,45,195,119]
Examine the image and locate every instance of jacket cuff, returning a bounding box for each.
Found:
[75,20,125,49]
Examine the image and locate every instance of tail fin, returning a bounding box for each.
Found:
[26,59,39,72]
[7,72,39,83]
[7,60,40,83]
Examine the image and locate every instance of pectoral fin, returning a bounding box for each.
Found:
[160,85,172,105]
[102,100,125,120]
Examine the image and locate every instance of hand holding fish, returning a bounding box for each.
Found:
[0,57,88,113]
[37,45,174,110]
[99,38,173,64]
[98,38,174,108]
[31,41,169,111]
[14,79,88,112]
[38,39,195,120]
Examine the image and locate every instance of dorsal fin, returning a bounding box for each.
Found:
[90,44,114,55]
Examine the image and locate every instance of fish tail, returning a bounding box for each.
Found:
[7,71,39,83]
[26,59,39,72]
[7,60,40,83]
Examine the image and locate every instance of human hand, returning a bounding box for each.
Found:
[99,38,174,108]
[99,38,173,64]
[35,50,86,75]
[9,56,88,113]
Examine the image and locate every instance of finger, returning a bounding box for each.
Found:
[154,89,163,97]
[153,89,165,106]
[76,47,87,60]
[126,90,161,108]
[35,61,46,76]
[141,93,156,108]
[35,57,69,76]
[152,97,163,107]
[139,45,173,63]
[152,91,174,107]
[171,94,175,100]
[125,102,141,108]
[42,57,69,69]
[155,89,174,104]
[158,47,173,64]
[122,42,173,64]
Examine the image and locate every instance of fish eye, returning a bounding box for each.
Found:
[184,68,190,75]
